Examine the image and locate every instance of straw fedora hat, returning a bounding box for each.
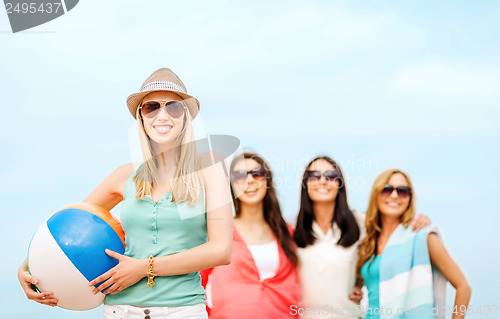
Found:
[127,68,200,119]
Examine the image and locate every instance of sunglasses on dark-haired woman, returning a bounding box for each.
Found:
[231,167,266,184]
[305,170,342,183]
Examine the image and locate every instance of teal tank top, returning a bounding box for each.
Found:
[361,255,381,319]
[105,163,208,307]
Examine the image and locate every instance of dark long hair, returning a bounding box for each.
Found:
[294,156,360,248]
[230,152,298,266]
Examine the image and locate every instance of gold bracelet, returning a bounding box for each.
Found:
[146,255,157,287]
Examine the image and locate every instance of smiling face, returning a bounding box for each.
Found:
[140,91,186,149]
[377,173,411,219]
[231,158,267,206]
[306,159,340,203]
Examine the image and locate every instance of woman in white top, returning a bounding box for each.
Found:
[294,156,430,319]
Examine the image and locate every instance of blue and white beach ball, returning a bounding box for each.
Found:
[27,203,125,310]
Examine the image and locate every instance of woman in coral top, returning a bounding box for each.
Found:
[201,152,300,319]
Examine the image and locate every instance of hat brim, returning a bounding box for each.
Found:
[127,90,199,119]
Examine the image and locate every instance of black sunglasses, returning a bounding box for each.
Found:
[140,100,186,118]
[380,184,412,198]
[231,167,266,184]
[305,170,342,182]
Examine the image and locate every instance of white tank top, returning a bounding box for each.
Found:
[247,240,279,280]
[205,240,280,308]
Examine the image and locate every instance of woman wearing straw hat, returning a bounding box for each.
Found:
[17,68,233,319]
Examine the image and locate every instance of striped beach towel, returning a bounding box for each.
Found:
[379,224,447,319]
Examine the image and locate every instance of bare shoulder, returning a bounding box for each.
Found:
[199,152,232,212]
[427,232,442,245]
[199,150,226,167]
[115,162,137,177]
[199,151,229,184]
[111,162,139,196]
[83,162,140,210]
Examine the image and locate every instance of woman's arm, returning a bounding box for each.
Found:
[428,233,471,319]
[90,156,233,295]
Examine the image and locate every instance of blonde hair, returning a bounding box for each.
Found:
[356,169,415,282]
[132,102,204,205]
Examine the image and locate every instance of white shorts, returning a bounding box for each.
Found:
[103,304,208,319]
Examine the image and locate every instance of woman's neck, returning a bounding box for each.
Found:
[313,201,335,230]
[152,145,179,183]
[236,202,266,225]
[379,214,400,237]
[151,142,181,165]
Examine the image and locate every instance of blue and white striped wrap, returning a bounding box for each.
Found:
[379,224,447,319]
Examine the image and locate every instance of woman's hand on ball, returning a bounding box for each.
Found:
[89,249,149,295]
[17,263,58,306]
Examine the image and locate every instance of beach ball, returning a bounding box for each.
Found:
[27,203,125,310]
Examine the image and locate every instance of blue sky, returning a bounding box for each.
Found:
[1,1,499,318]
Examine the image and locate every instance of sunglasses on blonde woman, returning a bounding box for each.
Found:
[140,100,186,118]
[380,185,412,198]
